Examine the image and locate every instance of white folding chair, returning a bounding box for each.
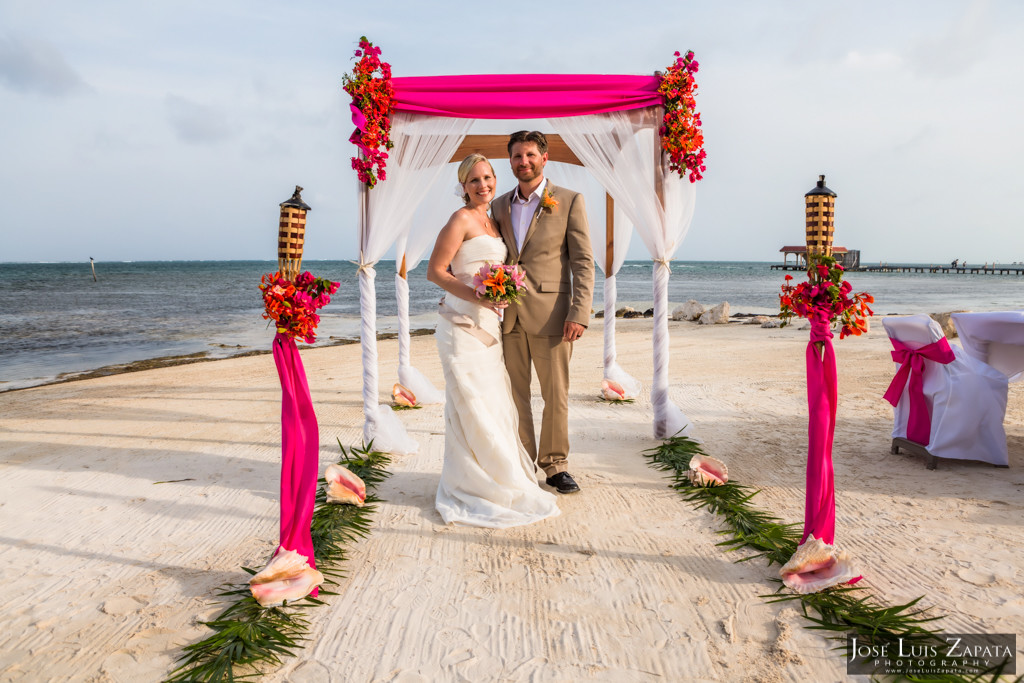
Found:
[882,315,1008,468]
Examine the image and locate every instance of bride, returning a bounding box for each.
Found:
[426,154,560,528]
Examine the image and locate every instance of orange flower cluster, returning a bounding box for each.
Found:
[260,271,340,344]
[779,255,874,339]
[658,50,706,183]
[343,37,394,188]
[540,188,558,210]
[484,268,507,295]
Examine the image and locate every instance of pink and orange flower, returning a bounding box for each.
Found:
[472,263,527,304]
[343,37,394,188]
[658,50,706,183]
[779,255,874,339]
[260,271,340,344]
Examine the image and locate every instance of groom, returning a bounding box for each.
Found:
[494,131,595,494]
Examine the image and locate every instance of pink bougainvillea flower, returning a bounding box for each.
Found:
[778,255,872,338]
[259,271,340,344]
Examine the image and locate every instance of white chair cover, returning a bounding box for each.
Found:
[883,315,1008,466]
[952,311,1024,383]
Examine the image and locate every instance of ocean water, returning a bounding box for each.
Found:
[1,260,1020,391]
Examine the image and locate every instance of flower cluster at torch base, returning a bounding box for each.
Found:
[779,254,873,339]
[260,271,340,344]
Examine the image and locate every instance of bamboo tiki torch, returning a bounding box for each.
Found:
[804,175,837,263]
[278,186,311,282]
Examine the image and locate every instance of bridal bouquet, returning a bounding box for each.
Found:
[473,263,527,304]
[260,271,340,344]
[779,254,873,339]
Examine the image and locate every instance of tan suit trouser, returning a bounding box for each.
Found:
[503,321,572,477]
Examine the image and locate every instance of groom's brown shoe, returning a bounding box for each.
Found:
[545,472,580,494]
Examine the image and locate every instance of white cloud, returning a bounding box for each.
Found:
[907,0,993,77]
[0,32,86,96]
[843,50,903,70]
[164,94,233,144]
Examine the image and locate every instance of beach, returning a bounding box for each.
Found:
[1,318,1022,682]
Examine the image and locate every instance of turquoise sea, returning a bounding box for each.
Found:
[1,260,1020,391]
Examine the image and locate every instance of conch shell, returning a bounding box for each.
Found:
[249,548,324,607]
[392,383,416,407]
[324,463,366,506]
[779,535,859,594]
[601,379,626,401]
[687,454,728,487]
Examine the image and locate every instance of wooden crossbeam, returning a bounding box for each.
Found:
[449,134,583,166]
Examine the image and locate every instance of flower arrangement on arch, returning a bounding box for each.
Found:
[473,263,527,305]
[658,50,706,183]
[342,36,393,188]
[260,271,340,344]
[779,254,874,339]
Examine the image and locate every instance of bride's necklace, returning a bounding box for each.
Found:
[471,207,498,237]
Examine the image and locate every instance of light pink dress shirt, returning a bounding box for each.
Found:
[509,177,547,253]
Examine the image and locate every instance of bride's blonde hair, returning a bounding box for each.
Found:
[457,154,495,205]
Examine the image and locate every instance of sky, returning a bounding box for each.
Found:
[2,0,1023,265]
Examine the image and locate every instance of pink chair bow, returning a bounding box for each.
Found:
[882,337,955,445]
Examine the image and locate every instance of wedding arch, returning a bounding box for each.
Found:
[345,40,705,453]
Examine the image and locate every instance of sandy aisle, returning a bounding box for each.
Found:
[1,319,1021,682]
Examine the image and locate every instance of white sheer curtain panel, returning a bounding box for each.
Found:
[552,108,697,437]
[554,163,640,398]
[358,113,472,452]
[391,168,459,406]
[392,273,444,404]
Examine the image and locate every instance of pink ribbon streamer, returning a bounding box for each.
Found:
[799,318,863,586]
[272,333,320,594]
[803,319,838,546]
[882,337,955,446]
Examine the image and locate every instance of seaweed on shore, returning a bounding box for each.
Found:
[165,442,389,682]
[643,435,1015,683]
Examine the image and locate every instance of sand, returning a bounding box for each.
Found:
[1,319,1022,682]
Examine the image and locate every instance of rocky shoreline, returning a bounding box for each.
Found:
[594,299,969,335]
[4,328,438,393]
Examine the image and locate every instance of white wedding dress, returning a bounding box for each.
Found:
[435,235,560,528]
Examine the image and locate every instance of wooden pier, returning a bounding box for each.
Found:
[770,264,1024,275]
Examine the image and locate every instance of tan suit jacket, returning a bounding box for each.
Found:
[493,182,595,337]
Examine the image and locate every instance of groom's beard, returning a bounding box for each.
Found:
[514,164,543,183]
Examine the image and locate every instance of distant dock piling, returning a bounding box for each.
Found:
[770,263,1024,275]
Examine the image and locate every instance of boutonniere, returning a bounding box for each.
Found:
[540,188,558,211]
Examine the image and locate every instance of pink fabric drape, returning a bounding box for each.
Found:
[272,333,320,594]
[803,320,838,545]
[882,337,956,445]
[390,74,661,119]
